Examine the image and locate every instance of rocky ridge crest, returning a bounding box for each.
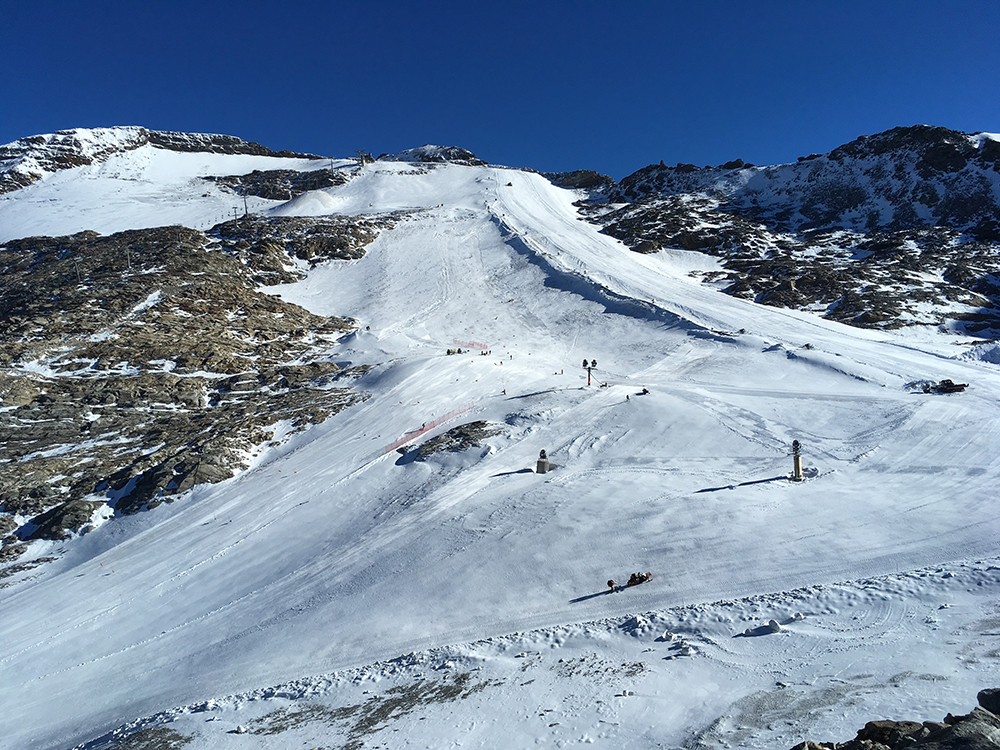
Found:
[581,126,1000,335]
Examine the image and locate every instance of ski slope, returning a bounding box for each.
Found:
[2,157,999,750]
[0,144,341,242]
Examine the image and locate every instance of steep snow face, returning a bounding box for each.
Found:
[2,156,1000,750]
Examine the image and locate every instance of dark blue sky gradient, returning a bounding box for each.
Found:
[3,1,998,178]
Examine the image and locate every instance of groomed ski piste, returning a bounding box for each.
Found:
[2,142,999,749]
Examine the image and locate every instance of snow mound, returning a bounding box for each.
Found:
[271,189,344,216]
[959,342,1000,365]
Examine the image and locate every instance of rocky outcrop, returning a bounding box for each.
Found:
[416,421,504,459]
[206,167,355,201]
[543,170,616,194]
[790,689,1000,749]
[610,126,1000,236]
[0,213,391,565]
[212,213,396,284]
[145,130,319,159]
[588,126,1000,336]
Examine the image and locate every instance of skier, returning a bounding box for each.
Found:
[607,579,616,593]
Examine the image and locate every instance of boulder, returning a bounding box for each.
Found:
[633,239,661,254]
[977,688,1000,716]
[854,720,924,746]
[27,500,104,540]
[918,707,1000,749]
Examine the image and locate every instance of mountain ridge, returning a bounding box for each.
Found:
[0,125,322,195]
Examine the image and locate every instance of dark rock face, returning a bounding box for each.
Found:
[588,125,1000,336]
[212,213,395,284]
[25,500,105,541]
[145,130,319,159]
[0,213,391,563]
[543,170,616,193]
[791,692,1000,750]
[416,421,504,459]
[206,168,354,201]
[978,688,1000,716]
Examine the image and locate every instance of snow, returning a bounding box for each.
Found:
[1,154,999,750]
[0,144,331,242]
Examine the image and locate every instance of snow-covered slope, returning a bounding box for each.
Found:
[0,127,341,242]
[1,136,999,750]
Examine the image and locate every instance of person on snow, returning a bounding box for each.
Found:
[607,579,616,593]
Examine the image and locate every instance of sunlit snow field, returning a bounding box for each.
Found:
[1,149,998,750]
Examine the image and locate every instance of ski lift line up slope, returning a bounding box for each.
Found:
[2,159,1000,750]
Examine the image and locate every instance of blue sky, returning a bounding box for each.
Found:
[2,1,998,179]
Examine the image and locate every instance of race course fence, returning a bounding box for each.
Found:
[383,402,474,455]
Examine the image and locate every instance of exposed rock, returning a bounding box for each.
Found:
[379,145,486,166]
[587,126,1000,335]
[100,726,192,749]
[26,500,104,541]
[633,239,661,254]
[792,694,1000,750]
[543,170,616,194]
[917,707,1000,749]
[854,720,925,746]
[977,688,1000,716]
[0,215,389,568]
[0,542,28,563]
[212,213,396,284]
[416,421,504,459]
[206,167,354,201]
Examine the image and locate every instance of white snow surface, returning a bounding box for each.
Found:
[1,157,999,750]
[0,140,339,242]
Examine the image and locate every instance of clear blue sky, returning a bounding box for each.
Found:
[2,0,998,179]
